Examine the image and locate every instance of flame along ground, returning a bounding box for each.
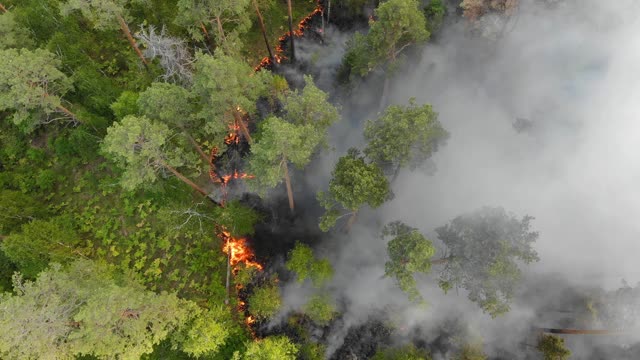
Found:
[255,2,324,71]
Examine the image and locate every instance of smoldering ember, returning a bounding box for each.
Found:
[1,0,639,359]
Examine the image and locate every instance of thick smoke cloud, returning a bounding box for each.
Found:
[277,0,640,357]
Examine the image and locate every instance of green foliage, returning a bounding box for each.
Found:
[247,116,322,195]
[171,306,231,357]
[0,260,196,360]
[383,221,435,303]
[0,189,49,234]
[175,0,251,55]
[303,294,336,325]
[372,344,431,360]
[0,48,73,132]
[435,207,540,317]
[212,200,262,237]
[342,0,429,78]
[318,148,390,231]
[248,282,282,319]
[60,0,147,30]
[101,115,195,191]
[281,75,339,139]
[424,0,446,34]
[364,99,448,176]
[111,90,140,119]
[536,334,571,360]
[2,215,83,278]
[243,336,299,360]
[0,12,34,49]
[192,51,273,147]
[454,342,487,360]
[137,82,197,127]
[285,242,333,287]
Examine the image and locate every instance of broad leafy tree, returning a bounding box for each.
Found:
[192,51,273,146]
[0,48,76,132]
[248,282,282,319]
[175,0,251,55]
[171,306,231,357]
[364,99,448,181]
[536,334,571,360]
[0,11,34,49]
[0,260,195,360]
[372,344,431,360]
[303,294,336,325]
[435,207,539,317]
[247,116,322,211]
[243,335,299,360]
[60,0,149,65]
[285,242,333,287]
[281,75,339,146]
[343,0,429,105]
[318,148,390,231]
[0,189,49,234]
[383,221,435,303]
[102,115,206,195]
[137,82,208,162]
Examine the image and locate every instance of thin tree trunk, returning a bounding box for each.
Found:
[200,22,209,40]
[215,17,226,42]
[327,0,331,24]
[431,257,450,265]
[0,3,7,13]
[225,241,232,304]
[183,130,209,163]
[56,104,81,123]
[282,155,294,211]
[159,160,208,196]
[253,0,275,63]
[345,211,358,232]
[286,0,295,61]
[116,15,148,67]
[233,110,253,143]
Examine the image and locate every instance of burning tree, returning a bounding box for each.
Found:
[60,0,149,66]
[383,221,435,303]
[101,115,207,196]
[0,48,77,132]
[192,51,273,147]
[364,99,448,182]
[318,148,391,231]
[247,116,322,211]
[435,207,539,317]
[175,0,251,55]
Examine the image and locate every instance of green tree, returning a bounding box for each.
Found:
[0,48,76,132]
[0,260,195,360]
[0,189,49,234]
[213,200,261,237]
[383,221,435,303]
[281,75,339,146]
[0,11,34,49]
[60,0,149,65]
[192,51,273,146]
[175,0,251,54]
[454,342,487,360]
[303,294,336,325]
[424,0,446,34]
[364,99,448,181]
[248,282,281,319]
[171,306,230,357]
[1,215,83,278]
[372,344,431,360]
[101,115,206,196]
[243,336,299,360]
[536,334,571,360]
[343,0,429,104]
[247,116,321,211]
[137,82,208,162]
[434,207,539,317]
[285,242,333,287]
[318,148,390,231]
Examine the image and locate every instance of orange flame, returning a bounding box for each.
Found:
[220,229,263,271]
[246,315,256,326]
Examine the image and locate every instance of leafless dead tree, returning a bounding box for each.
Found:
[136,25,194,85]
